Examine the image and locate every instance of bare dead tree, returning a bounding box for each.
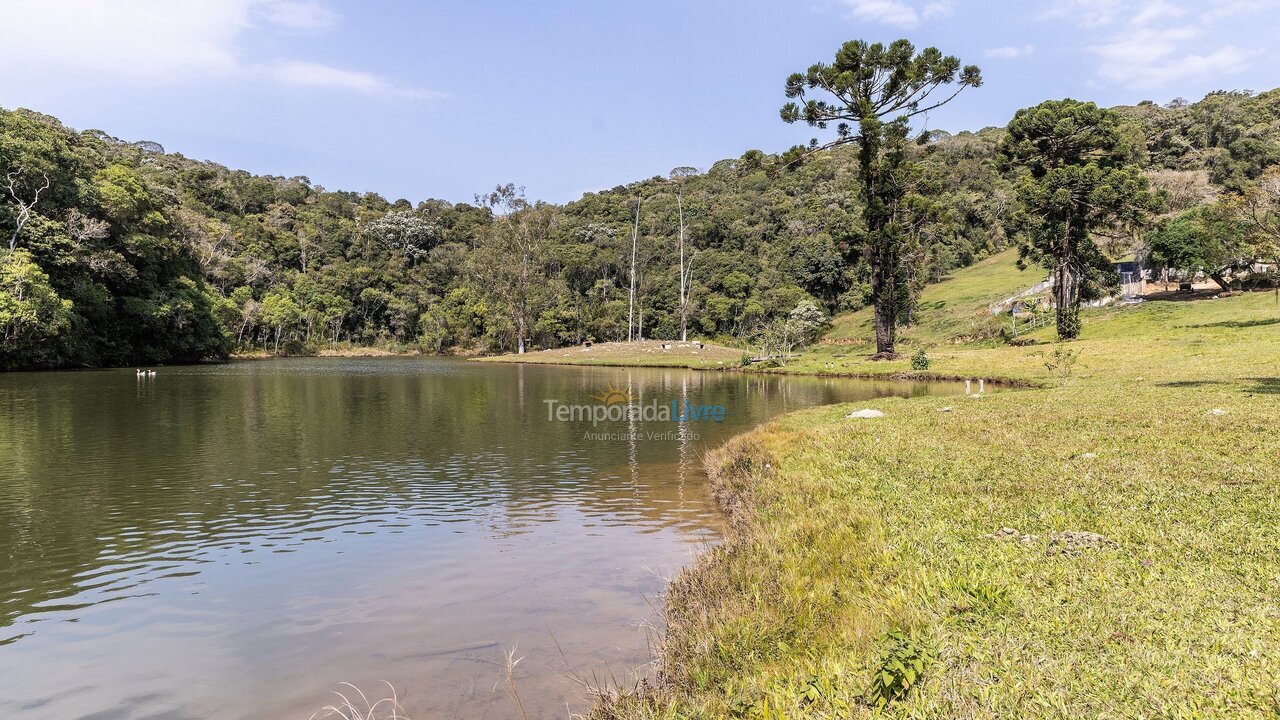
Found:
[627,194,643,342]
[5,169,51,251]
[669,167,700,341]
[66,209,110,245]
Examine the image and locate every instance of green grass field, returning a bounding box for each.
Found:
[826,250,1042,346]
[596,290,1280,719]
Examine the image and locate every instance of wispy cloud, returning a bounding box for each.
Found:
[840,0,954,28]
[255,0,340,30]
[986,45,1036,59]
[1039,0,1269,88]
[1040,0,1127,27]
[1092,34,1257,87]
[0,0,436,99]
[267,61,444,99]
[1199,0,1280,21]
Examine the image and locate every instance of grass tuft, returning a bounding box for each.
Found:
[309,682,409,720]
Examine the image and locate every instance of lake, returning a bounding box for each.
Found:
[0,358,964,719]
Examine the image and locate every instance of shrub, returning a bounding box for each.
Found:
[868,629,932,708]
[1044,345,1080,386]
[911,349,931,371]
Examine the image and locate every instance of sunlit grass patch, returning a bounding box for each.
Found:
[597,290,1280,719]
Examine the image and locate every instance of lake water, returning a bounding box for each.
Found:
[0,358,963,719]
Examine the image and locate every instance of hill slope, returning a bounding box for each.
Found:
[825,250,1042,346]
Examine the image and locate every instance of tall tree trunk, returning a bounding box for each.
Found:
[628,196,642,342]
[859,122,897,358]
[1054,260,1082,340]
[1054,217,1083,341]
[677,190,688,343]
[1209,271,1232,293]
[517,308,526,354]
[871,251,896,356]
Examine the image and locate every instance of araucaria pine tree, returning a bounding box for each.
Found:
[781,39,982,357]
[1002,100,1155,340]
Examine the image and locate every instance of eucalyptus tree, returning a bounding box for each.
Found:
[365,209,439,264]
[475,184,555,354]
[670,166,699,341]
[781,39,982,357]
[4,169,50,251]
[627,194,643,341]
[1002,100,1155,339]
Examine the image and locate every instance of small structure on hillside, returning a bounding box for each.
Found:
[1116,259,1148,300]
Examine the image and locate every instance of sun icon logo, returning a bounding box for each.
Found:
[590,384,632,406]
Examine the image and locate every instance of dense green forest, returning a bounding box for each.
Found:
[2,87,1279,370]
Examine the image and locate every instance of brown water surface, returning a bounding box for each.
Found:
[0,358,964,719]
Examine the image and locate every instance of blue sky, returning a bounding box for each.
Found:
[1,0,1276,204]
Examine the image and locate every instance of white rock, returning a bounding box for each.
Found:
[1081,452,1097,459]
[1209,408,1227,416]
[846,409,885,419]
[940,406,954,413]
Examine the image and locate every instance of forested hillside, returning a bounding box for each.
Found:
[2,88,1278,370]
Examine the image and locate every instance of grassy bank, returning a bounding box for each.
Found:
[229,345,423,360]
[599,291,1280,719]
[475,340,743,369]
[825,249,1040,347]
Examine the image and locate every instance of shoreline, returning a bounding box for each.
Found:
[591,292,1280,719]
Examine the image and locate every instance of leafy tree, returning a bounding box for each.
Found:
[788,300,829,346]
[474,185,554,354]
[2,86,1275,369]
[781,39,982,357]
[0,249,73,369]
[1235,167,1280,270]
[365,210,439,263]
[1148,205,1251,290]
[260,289,302,353]
[1002,100,1156,339]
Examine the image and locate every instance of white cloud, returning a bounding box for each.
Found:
[840,0,952,28]
[1038,0,1268,88]
[255,0,339,30]
[1129,0,1186,25]
[1094,39,1257,87]
[0,0,246,78]
[986,45,1036,59]
[0,0,432,98]
[922,1,957,20]
[267,62,442,99]
[1040,0,1127,27]
[1199,0,1280,20]
[1090,25,1198,66]
[1045,0,1279,25]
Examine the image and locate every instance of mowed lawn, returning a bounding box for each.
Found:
[599,291,1280,719]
